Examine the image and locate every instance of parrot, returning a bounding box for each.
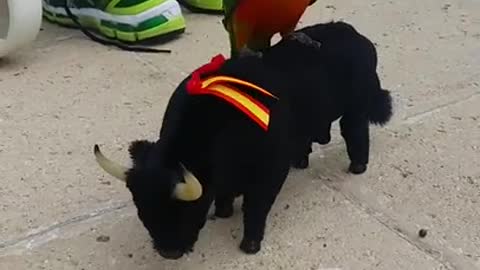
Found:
[222,0,320,58]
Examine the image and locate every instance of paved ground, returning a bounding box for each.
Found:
[1,0,479,269]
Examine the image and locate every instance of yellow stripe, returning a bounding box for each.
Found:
[202,76,278,99]
[208,84,270,126]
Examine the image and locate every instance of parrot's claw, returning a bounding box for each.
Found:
[238,47,263,59]
[285,32,322,49]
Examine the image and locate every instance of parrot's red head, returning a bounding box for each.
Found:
[186,54,227,95]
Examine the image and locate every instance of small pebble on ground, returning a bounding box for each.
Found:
[96,235,110,242]
[418,229,428,238]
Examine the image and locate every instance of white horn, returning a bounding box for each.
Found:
[93,144,129,182]
[173,164,203,201]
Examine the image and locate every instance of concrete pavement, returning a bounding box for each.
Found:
[1,0,479,269]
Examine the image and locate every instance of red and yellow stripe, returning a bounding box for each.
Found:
[202,76,278,99]
[190,75,277,131]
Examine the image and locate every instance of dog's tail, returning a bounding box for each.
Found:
[368,86,393,126]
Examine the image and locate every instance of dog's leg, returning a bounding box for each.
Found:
[291,135,312,169]
[215,195,235,218]
[340,114,369,174]
[314,121,332,145]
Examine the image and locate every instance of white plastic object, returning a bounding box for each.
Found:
[0,0,42,57]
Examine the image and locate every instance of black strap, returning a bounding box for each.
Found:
[63,0,171,53]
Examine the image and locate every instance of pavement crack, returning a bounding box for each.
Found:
[0,201,130,252]
[318,176,476,270]
[402,91,480,125]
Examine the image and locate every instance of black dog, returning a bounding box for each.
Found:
[261,21,393,173]
[93,21,393,260]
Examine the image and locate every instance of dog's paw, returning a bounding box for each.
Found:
[349,163,367,174]
[292,156,309,169]
[240,238,261,254]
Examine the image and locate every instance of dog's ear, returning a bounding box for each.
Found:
[128,140,156,166]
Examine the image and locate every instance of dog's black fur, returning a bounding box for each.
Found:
[261,21,392,172]
[114,21,392,260]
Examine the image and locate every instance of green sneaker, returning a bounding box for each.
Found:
[178,0,223,13]
[42,0,186,43]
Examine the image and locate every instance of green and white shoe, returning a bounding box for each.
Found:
[178,0,223,14]
[42,0,186,43]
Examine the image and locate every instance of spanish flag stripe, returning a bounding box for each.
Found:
[214,82,271,114]
[207,84,270,130]
[202,76,278,99]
